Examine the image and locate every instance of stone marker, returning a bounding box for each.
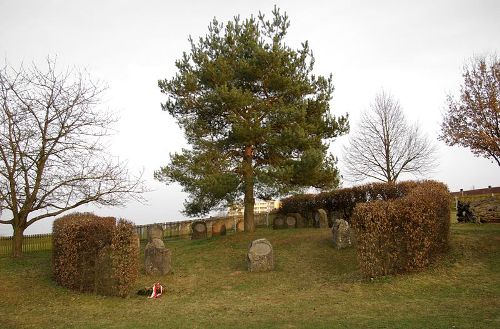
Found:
[219,224,227,236]
[237,221,245,232]
[313,213,319,227]
[212,221,227,236]
[191,221,207,240]
[332,218,352,249]
[144,245,172,275]
[147,224,164,242]
[286,216,296,228]
[247,238,274,272]
[144,225,172,275]
[288,213,304,228]
[273,215,285,229]
[316,209,328,228]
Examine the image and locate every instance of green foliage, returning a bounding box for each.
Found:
[351,181,450,277]
[155,7,348,218]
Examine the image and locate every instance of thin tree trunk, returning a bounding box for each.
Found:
[12,225,25,258]
[243,145,255,233]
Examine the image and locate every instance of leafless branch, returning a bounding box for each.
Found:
[342,90,437,183]
[0,58,147,246]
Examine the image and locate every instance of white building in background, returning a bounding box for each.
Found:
[227,200,281,217]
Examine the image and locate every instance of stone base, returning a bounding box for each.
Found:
[332,219,352,249]
[145,242,172,275]
[191,221,207,240]
[247,238,274,272]
[273,215,286,229]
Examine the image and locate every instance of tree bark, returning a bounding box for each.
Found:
[12,224,25,258]
[243,145,255,233]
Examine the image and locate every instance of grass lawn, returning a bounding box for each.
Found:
[0,224,499,329]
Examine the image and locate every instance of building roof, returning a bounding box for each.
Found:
[451,186,500,196]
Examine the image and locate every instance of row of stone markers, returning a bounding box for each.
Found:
[135,216,246,241]
[273,209,329,229]
[276,208,354,250]
[143,224,275,274]
[144,221,352,276]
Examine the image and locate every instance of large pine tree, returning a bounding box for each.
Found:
[155,8,348,232]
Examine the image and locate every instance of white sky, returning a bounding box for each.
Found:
[0,0,499,235]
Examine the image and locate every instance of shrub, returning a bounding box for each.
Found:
[52,213,115,292]
[103,219,139,297]
[351,181,450,277]
[457,201,475,222]
[279,181,420,222]
[52,213,139,297]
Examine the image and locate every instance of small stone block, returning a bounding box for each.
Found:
[247,238,274,272]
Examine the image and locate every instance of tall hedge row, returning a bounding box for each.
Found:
[52,213,115,291]
[279,181,419,221]
[52,213,139,297]
[108,219,140,297]
[351,181,450,277]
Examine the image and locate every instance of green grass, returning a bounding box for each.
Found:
[1,225,499,328]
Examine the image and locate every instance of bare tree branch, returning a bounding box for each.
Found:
[342,90,437,183]
[0,58,147,257]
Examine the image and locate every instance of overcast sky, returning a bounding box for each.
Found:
[1,0,499,235]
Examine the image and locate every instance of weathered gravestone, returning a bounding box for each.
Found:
[289,213,305,228]
[273,215,286,229]
[191,221,207,240]
[237,221,245,232]
[219,224,227,236]
[247,238,274,272]
[144,225,172,275]
[147,224,163,241]
[212,221,227,236]
[286,216,297,228]
[332,219,352,249]
[316,209,328,228]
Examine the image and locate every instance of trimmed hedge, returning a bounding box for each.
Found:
[279,181,419,221]
[52,213,115,292]
[52,213,139,297]
[351,181,450,277]
[108,219,139,297]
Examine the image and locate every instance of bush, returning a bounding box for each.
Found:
[351,181,450,277]
[279,181,419,222]
[96,219,139,297]
[457,201,475,222]
[52,213,115,292]
[52,213,139,297]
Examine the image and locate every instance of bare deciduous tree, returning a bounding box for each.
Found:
[0,59,146,257]
[440,55,500,166]
[342,91,436,183]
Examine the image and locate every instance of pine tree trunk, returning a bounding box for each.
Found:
[243,145,255,233]
[12,225,25,258]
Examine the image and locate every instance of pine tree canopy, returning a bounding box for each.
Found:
[155,7,348,228]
